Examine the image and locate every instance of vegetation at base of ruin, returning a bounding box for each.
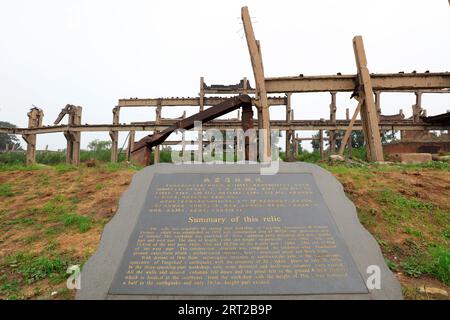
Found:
[325,162,449,297]
[0,157,448,299]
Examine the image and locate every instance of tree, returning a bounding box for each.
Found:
[311,130,365,151]
[87,139,111,152]
[0,121,21,151]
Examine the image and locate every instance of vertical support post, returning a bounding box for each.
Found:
[110,106,120,163]
[293,134,299,161]
[329,92,337,154]
[126,130,135,161]
[353,36,384,162]
[412,91,423,123]
[154,104,162,164]
[285,93,292,161]
[64,106,82,166]
[374,91,382,119]
[199,77,205,112]
[242,6,271,162]
[319,129,324,160]
[241,105,255,161]
[242,77,248,94]
[22,107,44,165]
[197,79,204,162]
[181,113,186,159]
[346,108,353,157]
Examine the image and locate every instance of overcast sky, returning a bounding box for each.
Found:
[0,0,449,151]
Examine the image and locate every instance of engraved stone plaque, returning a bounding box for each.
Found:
[77,163,403,300]
[108,173,367,295]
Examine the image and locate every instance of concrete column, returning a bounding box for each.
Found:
[64,106,82,165]
[329,92,337,154]
[22,107,44,165]
[346,108,352,157]
[110,106,120,163]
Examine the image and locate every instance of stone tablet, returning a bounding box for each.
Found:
[77,163,403,299]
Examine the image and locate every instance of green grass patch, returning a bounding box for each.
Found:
[377,188,434,211]
[0,163,45,171]
[0,183,14,197]
[400,245,450,285]
[3,217,35,227]
[54,164,78,173]
[404,227,423,238]
[60,213,91,233]
[3,252,71,285]
[0,276,20,298]
[100,162,142,172]
[43,197,72,216]
[41,195,91,233]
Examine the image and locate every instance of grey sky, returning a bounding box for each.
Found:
[0,0,449,151]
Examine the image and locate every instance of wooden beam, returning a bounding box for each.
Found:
[241,6,271,161]
[319,129,324,160]
[64,106,82,165]
[264,72,450,93]
[154,104,162,164]
[353,36,384,162]
[126,130,135,161]
[346,108,352,157]
[22,107,43,165]
[285,93,292,161]
[110,106,120,163]
[338,99,363,156]
[2,120,447,135]
[118,96,286,107]
[329,92,337,154]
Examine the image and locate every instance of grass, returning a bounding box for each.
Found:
[0,183,14,197]
[377,188,434,211]
[0,147,173,167]
[60,214,92,233]
[401,245,450,285]
[0,156,448,299]
[0,164,138,299]
[42,195,92,233]
[323,160,450,296]
[2,251,72,286]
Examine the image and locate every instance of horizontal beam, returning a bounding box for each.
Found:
[265,72,450,93]
[1,120,447,135]
[118,96,287,107]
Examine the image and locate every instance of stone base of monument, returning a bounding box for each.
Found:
[76,163,402,300]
